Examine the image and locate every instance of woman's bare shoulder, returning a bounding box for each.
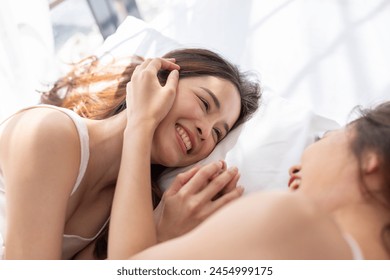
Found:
[0,107,81,184]
[133,191,353,260]
[1,107,80,146]
[229,191,353,259]
[2,107,78,133]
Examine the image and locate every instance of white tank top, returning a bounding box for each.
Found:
[343,233,364,260]
[0,105,107,259]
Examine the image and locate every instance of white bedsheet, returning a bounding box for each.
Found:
[140,0,390,125]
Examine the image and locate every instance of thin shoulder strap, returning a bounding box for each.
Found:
[343,233,364,260]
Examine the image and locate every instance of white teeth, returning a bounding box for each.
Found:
[176,125,192,151]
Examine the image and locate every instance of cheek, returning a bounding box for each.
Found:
[198,140,215,158]
[300,151,337,191]
[174,88,196,108]
[168,98,203,120]
[300,149,321,182]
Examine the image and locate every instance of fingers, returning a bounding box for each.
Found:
[166,165,201,196]
[135,58,152,71]
[135,58,180,74]
[146,57,180,71]
[180,161,224,195]
[158,161,243,237]
[125,56,180,126]
[210,160,226,181]
[202,167,243,217]
[131,58,179,93]
[177,161,237,199]
[165,69,179,92]
[219,170,241,196]
[200,166,239,201]
[207,186,244,214]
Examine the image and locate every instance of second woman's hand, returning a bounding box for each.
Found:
[153,161,243,242]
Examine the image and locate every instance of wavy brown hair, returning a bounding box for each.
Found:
[41,48,260,127]
[42,48,261,259]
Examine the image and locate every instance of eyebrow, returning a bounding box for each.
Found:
[200,87,220,109]
[199,86,230,134]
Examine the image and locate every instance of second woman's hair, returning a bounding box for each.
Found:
[350,101,390,252]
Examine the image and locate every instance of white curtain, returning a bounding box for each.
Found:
[0,0,57,121]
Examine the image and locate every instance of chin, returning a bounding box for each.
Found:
[154,149,182,167]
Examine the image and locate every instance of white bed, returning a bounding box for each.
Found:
[1,0,390,194]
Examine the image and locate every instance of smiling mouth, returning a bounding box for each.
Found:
[176,125,193,152]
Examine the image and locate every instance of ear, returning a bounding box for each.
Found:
[362,151,380,174]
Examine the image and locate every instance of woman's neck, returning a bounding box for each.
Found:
[84,111,128,190]
[332,201,390,259]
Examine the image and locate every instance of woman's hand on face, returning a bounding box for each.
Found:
[125,58,180,129]
[153,161,243,242]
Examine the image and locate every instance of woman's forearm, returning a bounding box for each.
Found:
[108,57,179,259]
[108,122,157,259]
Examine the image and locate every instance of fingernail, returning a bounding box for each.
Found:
[228,166,238,173]
[165,58,176,62]
[219,160,226,170]
[237,186,245,194]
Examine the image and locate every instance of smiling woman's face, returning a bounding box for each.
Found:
[150,75,241,167]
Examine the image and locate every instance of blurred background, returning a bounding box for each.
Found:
[0,0,159,120]
[1,0,389,124]
[50,0,140,62]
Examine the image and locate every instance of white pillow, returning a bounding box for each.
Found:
[97,16,340,194]
[158,88,340,193]
[96,16,182,60]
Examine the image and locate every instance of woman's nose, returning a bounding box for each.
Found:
[289,164,301,176]
[196,120,212,140]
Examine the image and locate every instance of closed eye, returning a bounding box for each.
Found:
[314,130,332,142]
[198,96,210,111]
[213,128,223,143]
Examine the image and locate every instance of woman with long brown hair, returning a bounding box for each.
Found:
[0,48,261,259]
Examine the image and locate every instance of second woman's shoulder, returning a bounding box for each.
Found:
[134,191,353,260]
[235,191,353,259]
